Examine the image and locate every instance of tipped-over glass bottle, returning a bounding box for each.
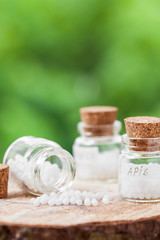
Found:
[119,116,160,202]
[73,106,121,182]
[3,136,76,196]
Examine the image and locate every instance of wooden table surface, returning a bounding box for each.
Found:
[0,181,160,240]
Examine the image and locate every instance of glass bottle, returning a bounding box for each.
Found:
[73,106,122,182]
[119,116,160,202]
[3,136,76,196]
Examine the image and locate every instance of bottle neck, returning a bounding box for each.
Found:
[122,134,160,153]
[78,120,121,138]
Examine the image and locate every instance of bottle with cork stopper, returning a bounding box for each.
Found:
[0,164,9,198]
[119,116,160,202]
[73,106,122,181]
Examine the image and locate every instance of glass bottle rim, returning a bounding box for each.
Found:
[31,147,76,195]
[3,136,61,164]
[122,133,160,152]
[78,120,121,137]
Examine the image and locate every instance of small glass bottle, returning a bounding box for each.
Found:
[3,136,76,196]
[73,106,121,181]
[119,116,160,202]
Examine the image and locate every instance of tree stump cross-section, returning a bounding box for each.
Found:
[0,181,160,240]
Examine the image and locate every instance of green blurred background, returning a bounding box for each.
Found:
[0,0,160,159]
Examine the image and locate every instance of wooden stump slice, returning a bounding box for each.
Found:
[0,181,160,240]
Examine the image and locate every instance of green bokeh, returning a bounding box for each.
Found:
[0,0,160,160]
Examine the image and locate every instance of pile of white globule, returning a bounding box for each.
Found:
[30,189,110,207]
[7,154,61,192]
[120,162,160,199]
[7,154,110,207]
[73,145,120,180]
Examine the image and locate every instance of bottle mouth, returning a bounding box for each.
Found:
[78,120,121,137]
[31,147,76,195]
[122,134,160,152]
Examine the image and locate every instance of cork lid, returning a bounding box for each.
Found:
[125,116,160,138]
[0,164,9,198]
[80,106,118,126]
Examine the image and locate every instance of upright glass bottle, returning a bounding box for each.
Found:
[119,116,160,202]
[3,136,76,196]
[73,106,121,181]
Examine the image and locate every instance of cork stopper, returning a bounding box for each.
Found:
[80,106,118,125]
[0,164,9,198]
[124,116,160,151]
[80,106,118,137]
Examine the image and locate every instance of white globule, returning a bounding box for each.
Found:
[63,198,70,205]
[40,197,49,205]
[95,192,104,200]
[75,190,81,197]
[82,191,87,196]
[55,198,62,206]
[70,196,76,205]
[30,198,35,204]
[76,199,82,206]
[91,199,98,206]
[102,195,109,204]
[33,198,40,206]
[48,199,55,206]
[84,198,91,206]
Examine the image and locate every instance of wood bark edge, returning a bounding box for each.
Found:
[0,218,160,240]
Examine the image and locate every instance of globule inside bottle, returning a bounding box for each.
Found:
[119,134,160,202]
[73,120,121,181]
[3,136,76,196]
